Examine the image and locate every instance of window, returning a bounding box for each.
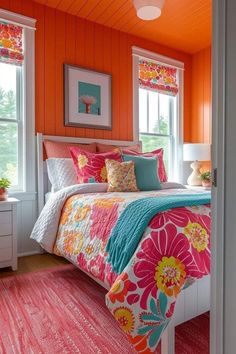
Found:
[139,89,176,176]
[0,20,24,190]
[133,47,184,181]
[0,62,23,188]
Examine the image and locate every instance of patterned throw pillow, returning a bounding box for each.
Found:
[121,148,167,182]
[70,147,122,183]
[105,159,139,192]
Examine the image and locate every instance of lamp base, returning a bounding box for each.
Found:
[187,161,202,186]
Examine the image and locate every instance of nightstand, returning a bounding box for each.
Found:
[0,198,19,271]
[185,185,211,191]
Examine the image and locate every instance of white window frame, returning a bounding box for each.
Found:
[0,64,23,190]
[132,46,184,182]
[0,9,36,194]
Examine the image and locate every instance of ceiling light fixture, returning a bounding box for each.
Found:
[133,0,165,20]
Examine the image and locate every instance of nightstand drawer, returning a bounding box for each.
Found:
[0,236,12,262]
[0,235,12,248]
[0,211,12,236]
[0,247,12,262]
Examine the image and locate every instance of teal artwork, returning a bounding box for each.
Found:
[78,81,101,115]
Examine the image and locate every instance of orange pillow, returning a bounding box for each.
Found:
[44,140,96,158]
[96,142,141,153]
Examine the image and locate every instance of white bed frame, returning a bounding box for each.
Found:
[36,132,210,354]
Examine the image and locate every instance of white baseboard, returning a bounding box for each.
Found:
[18,250,43,257]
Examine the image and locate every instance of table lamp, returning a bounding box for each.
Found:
[183,144,211,186]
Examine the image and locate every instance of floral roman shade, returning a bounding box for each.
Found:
[0,21,24,66]
[139,59,179,96]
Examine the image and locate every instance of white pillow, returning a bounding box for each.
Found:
[46,158,77,192]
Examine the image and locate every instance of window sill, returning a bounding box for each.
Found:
[9,191,37,201]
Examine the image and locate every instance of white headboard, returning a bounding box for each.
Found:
[37,133,140,214]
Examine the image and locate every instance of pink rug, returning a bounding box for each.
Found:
[0,265,209,353]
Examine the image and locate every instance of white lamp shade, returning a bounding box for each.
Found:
[183,143,211,161]
[133,0,165,20]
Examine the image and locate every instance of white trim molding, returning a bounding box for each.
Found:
[0,9,36,29]
[0,9,38,256]
[211,0,225,353]
[132,46,185,70]
[132,47,184,182]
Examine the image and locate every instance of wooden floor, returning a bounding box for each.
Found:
[0,254,69,278]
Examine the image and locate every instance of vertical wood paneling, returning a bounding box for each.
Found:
[93,23,104,140]
[0,0,10,8]
[64,13,76,137]
[75,17,86,138]
[34,2,45,133]
[102,26,112,141]
[9,0,22,13]
[55,10,66,136]
[84,20,95,139]
[191,47,212,143]
[44,6,56,135]
[2,0,195,143]
[21,0,34,17]
[111,29,120,140]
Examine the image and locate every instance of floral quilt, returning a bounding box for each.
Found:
[54,189,211,353]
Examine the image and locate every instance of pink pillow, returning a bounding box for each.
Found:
[44,140,96,158]
[96,142,141,153]
[122,148,167,182]
[70,147,122,183]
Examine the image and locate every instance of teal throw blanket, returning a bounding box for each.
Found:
[106,193,211,274]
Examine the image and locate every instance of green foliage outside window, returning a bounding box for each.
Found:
[0,87,18,185]
[140,116,170,175]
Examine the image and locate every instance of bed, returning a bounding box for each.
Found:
[32,133,211,354]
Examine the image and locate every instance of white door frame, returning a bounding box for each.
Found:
[211,0,236,353]
[211,0,225,353]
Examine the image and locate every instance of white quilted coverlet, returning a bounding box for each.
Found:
[30,183,108,253]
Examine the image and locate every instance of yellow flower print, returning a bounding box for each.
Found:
[63,231,84,255]
[74,205,91,222]
[77,154,88,169]
[53,242,62,256]
[2,39,12,48]
[184,222,209,252]
[61,203,73,225]
[100,166,107,182]
[114,307,135,334]
[155,256,186,297]
[85,244,94,256]
[94,197,124,208]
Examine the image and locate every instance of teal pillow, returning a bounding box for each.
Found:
[122,154,162,191]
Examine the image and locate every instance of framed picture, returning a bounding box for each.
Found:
[64,64,112,130]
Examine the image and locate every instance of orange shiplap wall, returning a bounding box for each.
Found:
[191,47,212,143]
[1,0,192,142]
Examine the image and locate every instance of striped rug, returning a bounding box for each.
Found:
[0,265,209,353]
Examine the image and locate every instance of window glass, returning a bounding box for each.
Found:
[148,90,159,134]
[0,63,17,120]
[140,134,170,174]
[139,88,174,177]
[0,62,21,187]
[159,93,171,135]
[0,121,18,185]
[139,88,147,132]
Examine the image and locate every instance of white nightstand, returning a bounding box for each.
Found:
[0,198,19,271]
[185,185,211,191]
